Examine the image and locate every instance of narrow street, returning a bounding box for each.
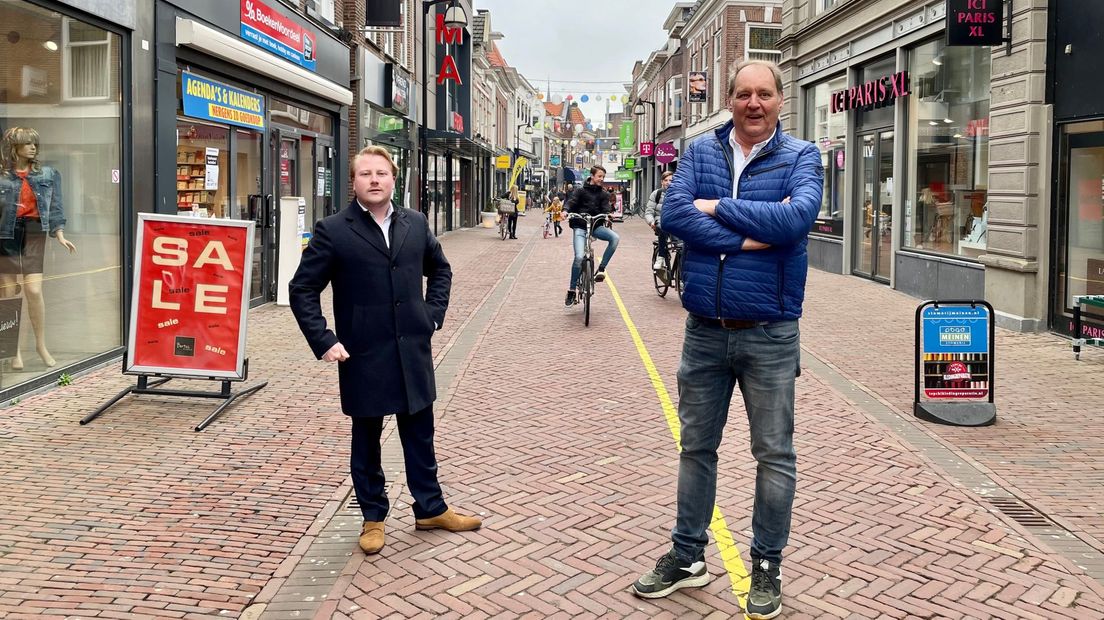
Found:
[1,215,1102,619]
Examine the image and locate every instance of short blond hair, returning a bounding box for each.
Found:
[727,60,784,99]
[352,145,398,177]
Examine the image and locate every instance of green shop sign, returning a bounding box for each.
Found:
[615,169,633,181]
[624,157,636,168]
[619,120,635,151]
[377,115,405,133]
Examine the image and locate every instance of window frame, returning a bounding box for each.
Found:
[745,24,782,63]
[62,16,113,102]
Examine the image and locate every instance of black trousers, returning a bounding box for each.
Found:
[350,407,447,522]
[507,213,518,237]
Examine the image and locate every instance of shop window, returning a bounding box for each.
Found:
[904,39,990,258]
[0,0,123,388]
[746,26,781,63]
[712,35,723,112]
[1055,122,1104,334]
[805,75,848,236]
[63,18,112,101]
[815,0,839,15]
[176,121,230,218]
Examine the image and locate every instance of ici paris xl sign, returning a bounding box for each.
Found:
[830,71,910,113]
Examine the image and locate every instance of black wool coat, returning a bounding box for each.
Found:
[289,202,452,417]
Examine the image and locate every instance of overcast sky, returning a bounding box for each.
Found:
[472,0,674,126]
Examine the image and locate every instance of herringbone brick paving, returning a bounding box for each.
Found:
[1,212,1102,618]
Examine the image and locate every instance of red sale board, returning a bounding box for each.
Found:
[126,215,255,379]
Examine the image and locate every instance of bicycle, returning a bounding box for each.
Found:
[566,212,611,327]
[652,233,684,301]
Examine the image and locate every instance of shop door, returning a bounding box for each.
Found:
[1053,128,1104,335]
[316,139,336,216]
[853,131,895,282]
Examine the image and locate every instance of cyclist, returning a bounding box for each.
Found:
[645,170,675,270]
[563,166,619,307]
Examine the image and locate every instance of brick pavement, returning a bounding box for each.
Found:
[1,213,1102,619]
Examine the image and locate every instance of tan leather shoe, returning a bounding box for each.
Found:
[415,508,482,532]
[359,521,385,554]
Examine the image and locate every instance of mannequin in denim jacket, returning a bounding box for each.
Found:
[0,127,77,369]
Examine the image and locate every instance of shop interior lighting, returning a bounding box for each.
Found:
[928,121,939,126]
[943,118,954,124]
[932,54,943,66]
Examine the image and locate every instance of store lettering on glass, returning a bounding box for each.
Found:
[830,71,910,113]
[436,13,463,85]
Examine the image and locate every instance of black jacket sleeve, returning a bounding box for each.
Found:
[288,218,340,358]
[421,213,452,329]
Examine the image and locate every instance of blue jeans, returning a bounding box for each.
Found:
[568,225,619,290]
[672,314,800,565]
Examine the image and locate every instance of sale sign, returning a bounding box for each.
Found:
[126,215,255,379]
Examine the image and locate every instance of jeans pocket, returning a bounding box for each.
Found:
[759,320,799,344]
[685,314,701,330]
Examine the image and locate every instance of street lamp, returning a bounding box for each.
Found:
[633,98,657,193]
[420,0,468,220]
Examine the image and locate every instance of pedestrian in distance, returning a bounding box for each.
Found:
[645,170,675,271]
[563,165,619,307]
[546,195,565,237]
[631,59,823,620]
[289,145,482,556]
[503,186,520,239]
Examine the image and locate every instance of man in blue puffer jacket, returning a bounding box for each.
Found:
[631,60,822,619]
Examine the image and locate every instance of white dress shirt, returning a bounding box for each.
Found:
[728,128,776,198]
[359,200,395,247]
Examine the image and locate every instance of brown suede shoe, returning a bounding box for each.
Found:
[359,521,385,554]
[415,508,482,532]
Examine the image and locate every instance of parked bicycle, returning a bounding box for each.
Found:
[567,212,611,326]
[652,235,684,300]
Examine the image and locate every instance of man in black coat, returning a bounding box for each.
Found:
[563,166,619,307]
[289,146,481,556]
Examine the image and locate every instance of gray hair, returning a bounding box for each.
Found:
[727,59,784,98]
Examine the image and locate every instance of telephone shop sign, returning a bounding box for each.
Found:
[946,0,1004,46]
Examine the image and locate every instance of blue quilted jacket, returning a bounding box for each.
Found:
[662,120,823,321]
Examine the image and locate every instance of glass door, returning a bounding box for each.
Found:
[853,130,895,282]
[1053,126,1104,336]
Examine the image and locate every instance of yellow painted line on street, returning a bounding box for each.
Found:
[606,277,750,605]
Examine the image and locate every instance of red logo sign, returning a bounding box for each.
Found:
[127,216,254,379]
[830,71,910,113]
[640,142,655,156]
[435,13,464,85]
[450,111,464,133]
[656,142,678,165]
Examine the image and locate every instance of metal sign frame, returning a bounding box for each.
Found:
[914,299,996,426]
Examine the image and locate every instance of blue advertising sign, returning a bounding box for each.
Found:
[550,155,561,166]
[921,305,989,354]
[181,72,266,131]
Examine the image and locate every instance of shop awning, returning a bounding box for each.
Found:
[425,130,495,158]
[176,18,353,107]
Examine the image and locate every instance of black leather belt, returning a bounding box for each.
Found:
[692,315,767,330]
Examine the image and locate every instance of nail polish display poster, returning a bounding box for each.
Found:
[920,305,991,400]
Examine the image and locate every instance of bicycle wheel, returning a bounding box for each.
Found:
[652,243,669,297]
[543,220,551,239]
[674,252,685,302]
[500,215,508,240]
[581,257,593,327]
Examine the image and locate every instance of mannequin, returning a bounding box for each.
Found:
[0,127,77,369]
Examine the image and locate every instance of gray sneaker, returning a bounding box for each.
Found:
[631,550,710,598]
[745,558,782,619]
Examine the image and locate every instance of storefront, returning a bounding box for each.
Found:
[1049,2,1104,340]
[156,0,351,305]
[362,52,416,208]
[792,1,990,300]
[0,0,134,396]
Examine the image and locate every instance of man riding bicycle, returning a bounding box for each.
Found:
[564,165,619,307]
[645,170,675,271]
